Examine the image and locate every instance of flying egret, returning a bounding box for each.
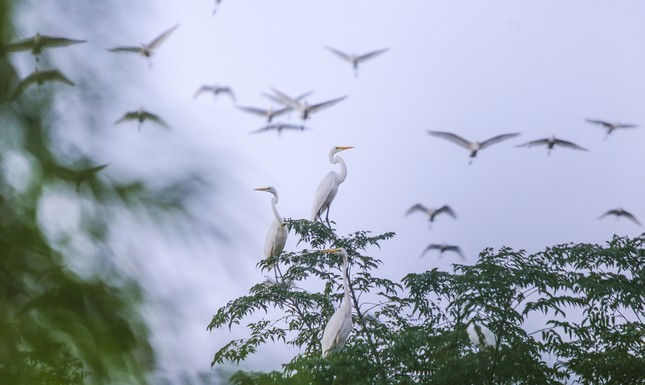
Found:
[585,118,638,138]
[107,24,179,66]
[320,248,352,358]
[254,187,288,276]
[271,88,346,120]
[194,84,235,102]
[324,46,389,76]
[237,105,292,123]
[598,208,641,226]
[262,90,313,106]
[4,32,86,62]
[515,135,587,154]
[466,320,497,349]
[75,164,109,192]
[311,146,354,227]
[11,68,75,100]
[114,107,170,130]
[427,130,520,163]
[420,243,465,260]
[406,203,457,223]
[250,122,307,135]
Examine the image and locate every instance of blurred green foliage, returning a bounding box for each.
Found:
[210,219,644,384]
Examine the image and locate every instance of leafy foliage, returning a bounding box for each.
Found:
[210,219,644,385]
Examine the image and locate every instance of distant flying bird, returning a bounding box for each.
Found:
[598,208,641,226]
[585,119,638,138]
[11,68,75,100]
[427,130,520,163]
[262,90,313,106]
[114,108,170,130]
[515,135,588,154]
[107,24,179,66]
[311,146,354,227]
[406,204,457,223]
[193,84,235,102]
[250,122,307,135]
[324,46,389,76]
[212,0,222,15]
[4,32,86,61]
[75,164,109,192]
[237,105,292,123]
[271,88,346,120]
[420,243,465,260]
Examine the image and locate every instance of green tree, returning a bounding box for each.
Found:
[209,220,644,384]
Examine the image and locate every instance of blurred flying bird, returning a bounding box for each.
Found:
[254,187,288,277]
[212,0,222,15]
[406,204,457,223]
[420,243,465,260]
[11,68,74,100]
[598,208,641,226]
[324,46,389,76]
[114,108,170,130]
[250,122,307,135]
[237,105,292,123]
[193,84,235,102]
[271,88,347,120]
[4,32,86,61]
[320,248,353,358]
[75,164,109,192]
[427,130,520,163]
[515,135,587,154]
[311,146,354,227]
[585,118,638,138]
[262,90,313,106]
[107,24,179,66]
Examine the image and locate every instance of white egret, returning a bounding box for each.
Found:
[254,187,288,271]
[193,84,236,102]
[271,88,346,120]
[466,320,497,349]
[107,24,179,66]
[515,135,587,154]
[311,146,354,227]
[406,203,457,223]
[4,32,86,62]
[585,118,638,138]
[237,105,292,123]
[420,243,465,260]
[11,68,74,100]
[262,90,313,106]
[250,122,307,135]
[598,208,641,226]
[324,46,389,76]
[427,130,520,163]
[320,248,352,358]
[114,107,170,131]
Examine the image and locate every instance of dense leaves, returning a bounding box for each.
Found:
[210,219,644,384]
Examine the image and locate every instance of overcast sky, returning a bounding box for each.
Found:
[15,0,645,382]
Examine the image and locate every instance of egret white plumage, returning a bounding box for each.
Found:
[515,135,587,154]
[320,248,352,358]
[254,187,288,263]
[11,68,75,100]
[107,24,179,66]
[271,88,346,120]
[466,320,497,349]
[427,130,520,163]
[406,203,457,223]
[324,46,389,76]
[114,107,170,130]
[4,32,86,62]
[585,118,638,138]
[237,105,292,123]
[193,84,236,102]
[311,146,354,227]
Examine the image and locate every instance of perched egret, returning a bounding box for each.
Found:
[194,84,235,102]
[4,32,86,62]
[271,88,346,120]
[406,203,457,223]
[237,105,292,123]
[320,248,352,358]
[466,320,497,349]
[427,130,520,163]
[585,118,638,138]
[420,243,465,260]
[254,187,288,273]
[324,46,389,76]
[114,108,170,130]
[11,68,74,100]
[516,135,587,154]
[108,24,179,66]
[598,208,641,226]
[250,122,307,135]
[311,146,354,227]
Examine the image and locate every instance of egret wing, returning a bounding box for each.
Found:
[308,95,347,113]
[148,23,179,49]
[193,85,212,98]
[356,48,388,63]
[311,172,337,221]
[622,211,642,226]
[324,46,352,62]
[107,46,142,53]
[45,70,75,86]
[143,111,171,129]
[40,36,86,48]
[427,131,472,150]
[237,106,269,116]
[479,132,520,149]
[405,203,427,216]
[437,205,457,219]
[554,139,587,151]
[420,244,441,258]
[4,38,35,52]
[114,111,139,125]
[516,138,549,148]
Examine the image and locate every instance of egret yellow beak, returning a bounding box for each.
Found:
[336,146,354,151]
[254,187,270,191]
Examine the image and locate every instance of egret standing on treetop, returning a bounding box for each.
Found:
[320,248,353,358]
[311,146,353,227]
[254,187,288,276]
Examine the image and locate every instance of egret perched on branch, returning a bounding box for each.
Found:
[254,187,288,273]
[466,320,497,349]
[427,130,520,164]
[311,146,354,227]
[320,248,353,358]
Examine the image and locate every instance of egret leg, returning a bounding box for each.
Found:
[325,208,332,228]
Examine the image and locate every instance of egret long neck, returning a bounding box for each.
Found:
[331,154,348,183]
[271,195,283,225]
[342,254,350,302]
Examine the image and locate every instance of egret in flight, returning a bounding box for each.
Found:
[193,84,236,102]
[585,118,638,138]
[237,105,292,123]
[324,46,389,76]
[108,24,179,66]
[406,203,457,223]
[255,187,288,276]
[320,248,352,358]
[11,68,74,100]
[271,88,346,120]
[311,146,354,227]
[250,122,307,135]
[420,243,465,260]
[114,108,170,130]
[598,208,641,226]
[515,135,587,154]
[427,130,520,163]
[4,32,86,62]
[262,90,313,106]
